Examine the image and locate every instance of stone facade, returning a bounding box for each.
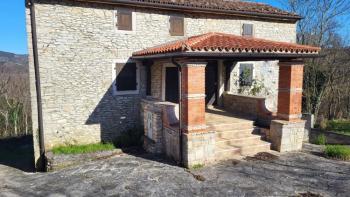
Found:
[228,61,280,112]
[26,0,297,164]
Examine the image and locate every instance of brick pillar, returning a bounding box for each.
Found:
[270,60,306,152]
[181,62,215,167]
[181,63,206,133]
[277,60,304,121]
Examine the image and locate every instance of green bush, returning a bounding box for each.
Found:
[325,145,350,160]
[113,128,143,148]
[314,134,326,145]
[326,120,350,135]
[52,143,115,155]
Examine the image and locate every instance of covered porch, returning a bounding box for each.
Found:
[134,32,320,167]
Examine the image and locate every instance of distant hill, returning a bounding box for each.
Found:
[0,51,28,73]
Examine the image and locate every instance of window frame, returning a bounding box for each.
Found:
[169,16,185,36]
[114,9,136,34]
[238,63,255,87]
[242,23,254,37]
[112,59,140,96]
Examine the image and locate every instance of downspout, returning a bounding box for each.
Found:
[27,0,46,171]
[171,58,183,166]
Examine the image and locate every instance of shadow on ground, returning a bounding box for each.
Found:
[0,135,34,172]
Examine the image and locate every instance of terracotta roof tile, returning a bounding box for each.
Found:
[121,0,300,19]
[133,32,321,56]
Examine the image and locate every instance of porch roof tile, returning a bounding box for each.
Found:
[132,32,321,57]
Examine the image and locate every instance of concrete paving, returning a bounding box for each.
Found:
[0,144,349,197]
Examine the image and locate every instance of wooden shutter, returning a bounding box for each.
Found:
[242,24,253,37]
[117,10,132,31]
[170,16,184,36]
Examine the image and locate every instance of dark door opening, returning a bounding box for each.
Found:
[165,67,179,103]
[205,61,218,106]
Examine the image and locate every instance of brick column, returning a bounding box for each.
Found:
[181,63,206,133]
[181,62,215,167]
[277,60,304,121]
[270,60,306,152]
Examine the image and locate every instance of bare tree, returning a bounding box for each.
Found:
[282,0,350,122]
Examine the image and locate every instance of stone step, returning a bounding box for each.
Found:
[215,128,260,139]
[215,140,271,161]
[215,135,263,147]
[207,121,254,131]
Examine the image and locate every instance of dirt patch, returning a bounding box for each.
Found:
[245,152,279,161]
[185,169,206,182]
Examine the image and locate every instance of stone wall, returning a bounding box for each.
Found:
[26,0,296,151]
[227,61,279,112]
[141,99,164,154]
[222,92,272,127]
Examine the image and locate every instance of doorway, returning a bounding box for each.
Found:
[164,67,179,103]
[205,61,218,106]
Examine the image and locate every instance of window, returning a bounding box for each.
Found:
[115,9,134,31]
[169,16,184,36]
[239,63,253,86]
[114,61,139,95]
[242,24,253,37]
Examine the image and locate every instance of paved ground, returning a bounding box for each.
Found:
[0,144,349,197]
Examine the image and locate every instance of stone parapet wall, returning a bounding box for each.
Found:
[141,98,179,154]
[223,93,272,127]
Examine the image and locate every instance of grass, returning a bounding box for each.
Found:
[326,120,350,136]
[324,145,350,161]
[52,143,116,155]
[191,164,205,170]
[314,134,326,145]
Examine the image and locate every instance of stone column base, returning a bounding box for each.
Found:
[182,131,215,168]
[270,119,306,152]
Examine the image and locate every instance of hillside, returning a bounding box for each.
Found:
[0,51,28,73]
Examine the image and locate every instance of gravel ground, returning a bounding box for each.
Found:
[0,144,349,197]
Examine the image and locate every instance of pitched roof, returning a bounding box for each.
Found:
[76,0,301,21]
[132,32,321,57]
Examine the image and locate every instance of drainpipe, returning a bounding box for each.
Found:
[27,0,46,171]
[171,58,183,166]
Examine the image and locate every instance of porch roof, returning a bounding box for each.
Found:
[132,32,321,60]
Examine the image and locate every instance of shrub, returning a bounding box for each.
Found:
[113,128,143,148]
[326,120,350,135]
[314,134,326,145]
[52,143,115,155]
[325,145,350,160]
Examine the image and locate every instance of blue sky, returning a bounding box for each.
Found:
[0,0,349,54]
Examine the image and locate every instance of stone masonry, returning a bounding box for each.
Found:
[26,0,297,165]
[228,61,279,112]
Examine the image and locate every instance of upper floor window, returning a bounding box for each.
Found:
[242,24,253,37]
[114,9,135,32]
[113,60,140,95]
[169,16,184,36]
[239,63,254,86]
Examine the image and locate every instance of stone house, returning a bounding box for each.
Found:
[26,0,320,168]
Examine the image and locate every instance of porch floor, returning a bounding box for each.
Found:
[205,107,255,127]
